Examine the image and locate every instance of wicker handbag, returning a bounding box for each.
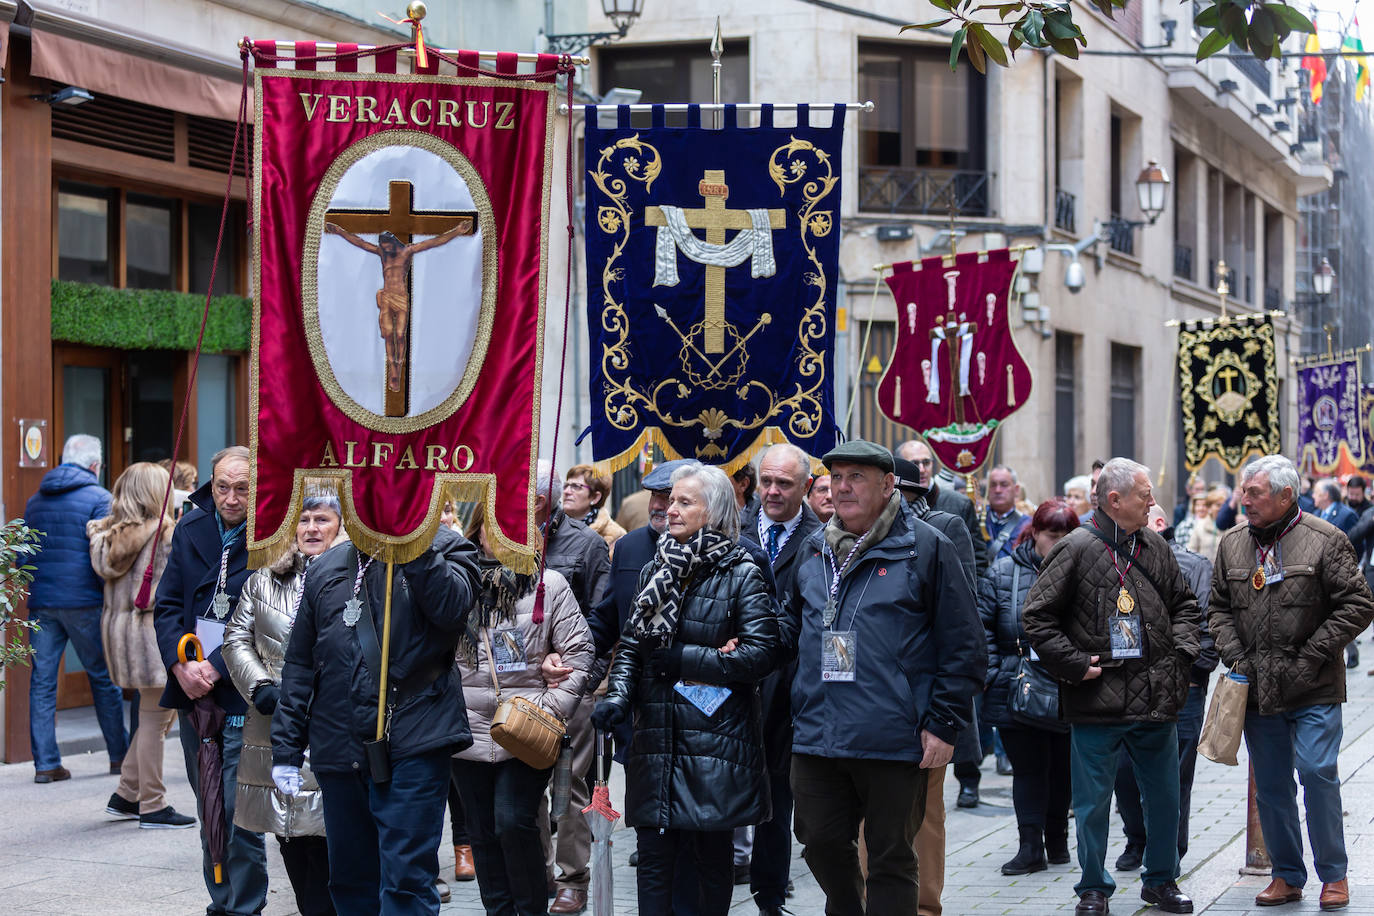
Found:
[482,628,565,770]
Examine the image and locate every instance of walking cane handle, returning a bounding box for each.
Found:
[177,633,204,665]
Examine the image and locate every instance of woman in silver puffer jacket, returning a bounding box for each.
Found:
[224,491,347,916]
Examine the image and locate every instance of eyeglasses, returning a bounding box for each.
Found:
[562,481,589,492]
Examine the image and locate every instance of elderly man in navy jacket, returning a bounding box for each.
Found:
[153,445,267,916]
[783,440,984,916]
[25,433,125,783]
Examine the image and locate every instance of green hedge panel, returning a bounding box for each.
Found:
[50,280,252,353]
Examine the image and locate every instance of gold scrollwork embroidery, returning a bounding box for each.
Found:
[587,133,836,459]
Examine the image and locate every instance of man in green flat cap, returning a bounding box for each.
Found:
[781,439,985,915]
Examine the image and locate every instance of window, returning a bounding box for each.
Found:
[125,195,175,290]
[1054,332,1078,491]
[1110,343,1141,459]
[57,184,113,284]
[196,354,238,483]
[598,41,748,127]
[189,202,242,295]
[856,42,987,215]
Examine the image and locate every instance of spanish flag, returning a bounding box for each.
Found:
[1303,33,1328,103]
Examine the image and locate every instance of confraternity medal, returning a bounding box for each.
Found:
[1116,586,1135,615]
[1252,567,1266,590]
[212,592,231,619]
[343,597,363,627]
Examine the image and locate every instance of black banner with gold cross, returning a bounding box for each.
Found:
[1177,314,1281,472]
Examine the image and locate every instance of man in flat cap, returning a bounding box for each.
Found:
[782,440,985,915]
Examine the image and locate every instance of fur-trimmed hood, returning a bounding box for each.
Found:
[87,517,174,582]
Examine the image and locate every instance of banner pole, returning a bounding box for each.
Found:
[710,18,723,130]
[377,560,395,740]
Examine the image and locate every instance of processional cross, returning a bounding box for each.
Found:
[645,169,785,353]
[325,180,476,416]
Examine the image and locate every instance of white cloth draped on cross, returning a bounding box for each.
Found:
[652,205,778,287]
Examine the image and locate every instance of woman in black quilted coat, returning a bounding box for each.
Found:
[980,499,1080,876]
[591,462,781,916]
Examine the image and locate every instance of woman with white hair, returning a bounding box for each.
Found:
[591,462,782,915]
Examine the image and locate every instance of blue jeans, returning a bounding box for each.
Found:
[317,750,451,916]
[1245,703,1347,887]
[1071,722,1180,897]
[28,607,128,770]
[1114,684,1207,861]
[178,715,268,916]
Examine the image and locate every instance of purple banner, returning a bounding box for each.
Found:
[1298,358,1364,473]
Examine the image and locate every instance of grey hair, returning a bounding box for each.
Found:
[671,462,741,542]
[1317,478,1343,504]
[211,445,250,472]
[758,443,811,484]
[302,491,341,517]
[535,460,563,504]
[989,464,1019,484]
[1098,458,1150,503]
[1240,455,1300,499]
[1063,474,1091,496]
[62,434,102,470]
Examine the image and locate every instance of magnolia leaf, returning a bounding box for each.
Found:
[1266,3,1315,33]
[1249,9,1275,52]
[1195,27,1231,60]
[1193,4,1221,28]
[977,24,1011,67]
[950,26,968,70]
[966,24,989,72]
[902,17,955,31]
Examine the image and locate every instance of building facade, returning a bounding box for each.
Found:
[577,0,1329,506]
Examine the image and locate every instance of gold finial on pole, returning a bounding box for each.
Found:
[1323,323,1336,358]
[1216,259,1230,322]
[406,0,426,19]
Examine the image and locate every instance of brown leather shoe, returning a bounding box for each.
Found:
[34,766,71,784]
[549,887,588,914]
[1255,878,1303,906]
[453,844,475,881]
[1320,879,1349,910]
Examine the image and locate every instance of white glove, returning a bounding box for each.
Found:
[272,765,303,797]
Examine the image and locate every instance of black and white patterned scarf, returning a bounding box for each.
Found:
[629,528,735,646]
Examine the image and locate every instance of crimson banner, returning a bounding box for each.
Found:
[876,251,1030,473]
[248,47,563,570]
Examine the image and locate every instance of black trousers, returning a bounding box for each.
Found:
[1114,683,1206,861]
[750,765,794,909]
[998,725,1072,833]
[792,753,929,916]
[452,757,552,916]
[277,834,335,916]
[447,771,470,846]
[635,826,735,916]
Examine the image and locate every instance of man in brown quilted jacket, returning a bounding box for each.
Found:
[1209,454,1374,911]
[1022,457,1202,916]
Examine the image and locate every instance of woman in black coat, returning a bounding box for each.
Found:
[979,499,1080,876]
[592,462,781,915]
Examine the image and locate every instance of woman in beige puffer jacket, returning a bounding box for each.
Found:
[223,491,346,916]
[88,461,187,827]
[451,503,595,916]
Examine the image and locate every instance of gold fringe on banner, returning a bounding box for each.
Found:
[589,424,827,482]
[248,470,541,574]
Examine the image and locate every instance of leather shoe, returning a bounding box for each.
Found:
[628,850,639,867]
[1320,879,1349,910]
[1114,844,1144,871]
[109,759,123,774]
[34,766,71,784]
[453,844,475,881]
[1255,878,1303,906]
[1075,891,1109,915]
[434,877,450,904]
[549,887,587,914]
[1141,881,1193,914]
[957,785,979,808]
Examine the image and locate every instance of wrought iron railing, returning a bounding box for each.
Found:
[1174,243,1193,280]
[1107,216,1134,256]
[1230,55,1272,96]
[1054,188,1076,233]
[857,167,990,216]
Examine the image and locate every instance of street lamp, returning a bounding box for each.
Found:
[544,0,646,56]
[1134,160,1171,226]
[1312,257,1335,297]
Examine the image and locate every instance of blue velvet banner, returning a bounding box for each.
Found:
[1298,357,1364,473]
[584,104,845,472]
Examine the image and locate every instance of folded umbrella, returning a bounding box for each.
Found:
[178,633,227,884]
[582,729,620,916]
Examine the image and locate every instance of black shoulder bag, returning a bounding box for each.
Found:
[1008,563,1068,733]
